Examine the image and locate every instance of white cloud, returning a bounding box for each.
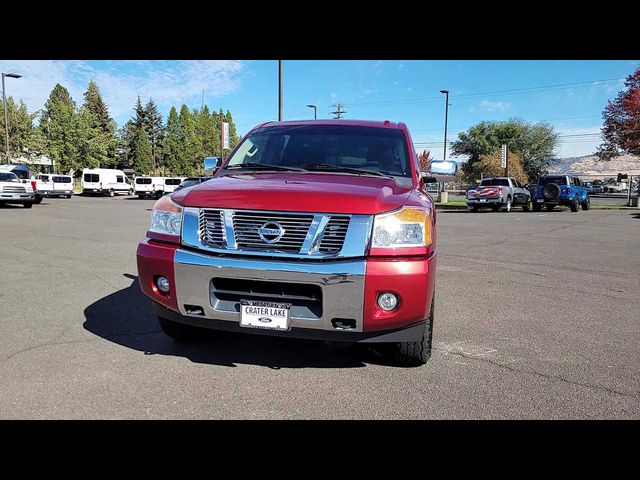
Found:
[0,60,244,125]
[477,99,510,112]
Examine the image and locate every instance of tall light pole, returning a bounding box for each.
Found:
[307,104,317,120]
[2,72,22,164]
[439,89,449,162]
[278,60,283,121]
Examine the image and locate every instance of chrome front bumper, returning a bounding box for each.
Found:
[0,192,35,200]
[173,248,366,332]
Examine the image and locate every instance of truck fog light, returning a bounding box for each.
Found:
[377,292,399,311]
[156,276,170,294]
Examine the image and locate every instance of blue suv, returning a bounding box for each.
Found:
[532,175,590,212]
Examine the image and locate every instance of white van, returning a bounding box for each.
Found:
[163,177,187,194]
[134,176,166,199]
[82,168,133,197]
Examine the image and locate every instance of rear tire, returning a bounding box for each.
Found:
[66,195,72,199]
[393,296,434,366]
[581,196,590,211]
[468,204,478,212]
[108,189,115,197]
[546,204,555,212]
[532,202,541,212]
[522,201,530,212]
[34,196,43,204]
[570,197,579,212]
[23,202,33,209]
[157,316,200,342]
[491,204,500,212]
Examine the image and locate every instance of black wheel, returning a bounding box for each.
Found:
[468,204,478,212]
[157,316,200,342]
[570,197,579,212]
[34,196,43,204]
[393,295,434,366]
[23,202,33,209]
[66,195,72,199]
[491,204,500,212]
[581,196,590,211]
[532,202,541,212]
[155,191,163,199]
[546,204,555,212]
[108,189,115,197]
[522,201,530,212]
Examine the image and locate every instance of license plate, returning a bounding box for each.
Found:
[479,199,487,202]
[240,300,291,331]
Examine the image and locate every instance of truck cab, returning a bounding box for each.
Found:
[136,120,437,365]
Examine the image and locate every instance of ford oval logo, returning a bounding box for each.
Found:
[257,221,285,243]
[258,317,272,323]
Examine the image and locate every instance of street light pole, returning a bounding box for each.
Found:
[439,89,449,162]
[2,72,22,165]
[278,60,283,121]
[306,104,317,120]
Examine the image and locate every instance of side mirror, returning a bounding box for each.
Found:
[22,179,27,183]
[204,156,220,171]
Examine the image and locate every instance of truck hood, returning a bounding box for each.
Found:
[172,172,414,214]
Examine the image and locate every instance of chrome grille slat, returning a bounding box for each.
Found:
[199,209,226,247]
[3,186,26,193]
[318,216,350,253]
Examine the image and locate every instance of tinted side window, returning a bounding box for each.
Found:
[53,176,71,183]
[165,179,181,185]
[117,176,124,183]
[84,174,99,182]
[136,178,152,185]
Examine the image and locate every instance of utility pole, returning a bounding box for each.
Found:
[278,60,283,121]
[439,90,449,162]
[331,103,346,119]
[2,72,23,164]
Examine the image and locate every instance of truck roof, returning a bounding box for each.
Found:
[255,119,405,130]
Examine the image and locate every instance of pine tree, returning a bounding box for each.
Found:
[134,95,146,132]
[144,98,164,170]
[178,104,200,175]
[162,106,181,174]
[0,98,36,159]
[81,81,117,168]
[40,84,79,173]
[132,127,153,175]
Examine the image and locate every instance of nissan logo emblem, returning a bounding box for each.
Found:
[257,221,285,243]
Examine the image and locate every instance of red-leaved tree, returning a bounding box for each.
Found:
[597,67,640,160]
[417,149,433,171]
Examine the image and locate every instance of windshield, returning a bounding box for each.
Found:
[480,178,510,187]
[180,180,200,188]
[540,176,568,186]
[225,125,412,181]
[0,172,19,182]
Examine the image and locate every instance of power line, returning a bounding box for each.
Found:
[347,77,624,109]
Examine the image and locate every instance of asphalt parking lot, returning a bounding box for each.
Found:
[1,195,639,419]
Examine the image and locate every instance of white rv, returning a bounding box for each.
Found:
[82,168,133,196]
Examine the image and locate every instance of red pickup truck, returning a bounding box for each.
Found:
[136,120,437,365]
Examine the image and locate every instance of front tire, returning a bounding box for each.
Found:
[393,296,434,366]
[23,202,33,209]
[157,316,200,342]
[108,189,115,197]
[34,196,43,204]
[581,196,590,211]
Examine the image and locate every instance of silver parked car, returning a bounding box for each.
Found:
[466,177,531,212]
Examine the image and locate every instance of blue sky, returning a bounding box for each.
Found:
[1,59,638,159]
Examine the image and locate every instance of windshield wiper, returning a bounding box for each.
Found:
[302,164,391,178]
[224,163,306,172]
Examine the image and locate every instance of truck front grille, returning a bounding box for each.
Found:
[196,209,351,255]
[210,277,323,318]
[2,186,26,193]
[233,211,314,253]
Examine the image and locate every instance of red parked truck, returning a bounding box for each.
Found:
[136,120,437,365]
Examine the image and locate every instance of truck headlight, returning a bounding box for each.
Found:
[149,195,183,236]
[372,207,432,248]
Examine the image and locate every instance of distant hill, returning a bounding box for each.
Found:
[547,154,640,176]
